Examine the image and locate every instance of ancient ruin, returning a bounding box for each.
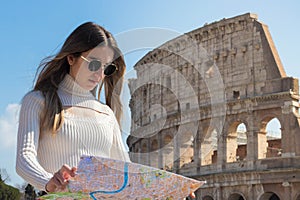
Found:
[127,13,300,199]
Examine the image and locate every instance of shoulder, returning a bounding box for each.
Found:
[19,90,45,115]
[21,90,45,106]
[97,103,118,122]
[99,103,114,116]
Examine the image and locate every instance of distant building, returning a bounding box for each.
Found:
[127,13,300,199]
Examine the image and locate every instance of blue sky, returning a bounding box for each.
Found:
[0,1,299,188]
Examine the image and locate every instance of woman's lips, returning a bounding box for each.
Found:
[89,79,98,84]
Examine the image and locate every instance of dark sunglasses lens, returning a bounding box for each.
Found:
[104,64,117,76]
[88,60,101,71]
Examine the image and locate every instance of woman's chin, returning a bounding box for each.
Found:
[86,85,97,91]
[84,81,98,90]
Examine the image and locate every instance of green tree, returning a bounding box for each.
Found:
[0,181,21,200]
[0,168,21,200]
[24,184,37,200]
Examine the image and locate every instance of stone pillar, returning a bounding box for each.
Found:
[217,131,226,171]
[173,131,180,172]
[226,131,237,162]
[158,133,163,169]
[247,184,254,200]
[215,185,222,200]
[282,181,292,200]
[245,113,259,170]
[140,139,150,166]
[147,138,151,166]
[140,140,148,165]
[281,101,297,157]
[133,142,141,163]
[193,127,201,168]
[137,142,141,164]
[257,130,268,159]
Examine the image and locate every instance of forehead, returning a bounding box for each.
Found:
[85,46,114,63]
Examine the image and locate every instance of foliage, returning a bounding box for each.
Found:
[0,181,21,200]
[0,168,21,199]
[25,184,37,200]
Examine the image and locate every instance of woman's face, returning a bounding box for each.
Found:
[68,46,114,91]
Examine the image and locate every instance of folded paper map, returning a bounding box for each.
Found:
[40,155,205,199]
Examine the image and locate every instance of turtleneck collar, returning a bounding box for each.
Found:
[59,74,95,98]
[57,74,110,114]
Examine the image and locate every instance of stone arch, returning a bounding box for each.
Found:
[258,114,283,159]
[201,126,218,166]
[228,192,246,200]
[151,139,159,151]
[164,134,173,145]
[259,192,280,200]
[226,119,249,163]
[236,123,247,161]
[266,118,282,157]
[259,114,283,133]
[141,141,148,153]
[203,195,214,200]
[227,119,249,134]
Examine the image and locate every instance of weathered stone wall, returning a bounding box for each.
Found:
[127,13,300,200]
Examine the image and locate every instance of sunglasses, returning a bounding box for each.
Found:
[80,55,118,76]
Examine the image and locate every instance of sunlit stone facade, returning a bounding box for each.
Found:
[127,13,300,200]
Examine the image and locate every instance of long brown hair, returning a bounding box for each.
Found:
[34,22,126,134]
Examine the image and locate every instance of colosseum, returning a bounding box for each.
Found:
[127,13,300,200]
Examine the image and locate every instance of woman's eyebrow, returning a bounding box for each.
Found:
[88,56,100,60]
[88,55,113,65]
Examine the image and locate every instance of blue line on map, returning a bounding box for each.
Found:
[89,163,129,200]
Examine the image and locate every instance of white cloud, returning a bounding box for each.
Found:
[0,103,24,187]
[0,104,20,148]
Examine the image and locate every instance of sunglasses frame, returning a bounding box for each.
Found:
[80,55,118,76]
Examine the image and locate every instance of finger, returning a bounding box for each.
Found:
[54,171,68,186]
[62,169,76,180]
[62,171,71,180]
[60,164,76,177]
[67,167,77,179]
[46,169,70,193]
[71,167,77,173]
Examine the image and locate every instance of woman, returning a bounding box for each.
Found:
[16,22,130,193]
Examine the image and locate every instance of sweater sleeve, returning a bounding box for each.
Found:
[15,91,53,191]
[109,109,131,163]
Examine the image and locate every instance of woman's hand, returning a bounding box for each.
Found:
[45,164,77,193]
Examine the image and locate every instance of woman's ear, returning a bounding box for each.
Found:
[67,54,75,66]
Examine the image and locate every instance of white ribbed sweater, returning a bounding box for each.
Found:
[16,74,130,190]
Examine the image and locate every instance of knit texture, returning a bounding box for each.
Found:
[16,74,130,190]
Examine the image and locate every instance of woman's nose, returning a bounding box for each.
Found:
[95,68,105,80]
